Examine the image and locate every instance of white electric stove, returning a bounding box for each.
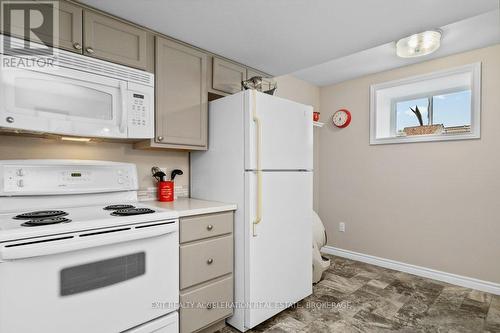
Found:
[0,160,179,333]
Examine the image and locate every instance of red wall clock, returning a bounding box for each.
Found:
[332,109,351,128]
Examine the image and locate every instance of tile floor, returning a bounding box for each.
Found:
[219,255,500,332]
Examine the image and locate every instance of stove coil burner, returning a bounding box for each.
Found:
[103,205,135,211]
[14,210,68,220]
[21,217,72,227]
[111,208,155,216]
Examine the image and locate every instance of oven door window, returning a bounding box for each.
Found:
[60,252,145,296]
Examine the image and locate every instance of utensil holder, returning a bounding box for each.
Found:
[158,181,174,202]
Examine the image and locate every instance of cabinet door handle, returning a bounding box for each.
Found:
[85,47,95,54]
[206,258,214,265]
[206,224,213,231]
[72,42,82,50]
[157,136,164,142]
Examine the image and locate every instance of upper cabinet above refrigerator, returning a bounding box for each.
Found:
[212,57,247,94]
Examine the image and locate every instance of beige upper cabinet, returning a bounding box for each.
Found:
[1,1,83,53]
[212,57,246,94]
[83,11,148,70]
[57,2,83,53]
[154,36,208,149]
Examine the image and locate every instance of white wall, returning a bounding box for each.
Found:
[318,44,500,283]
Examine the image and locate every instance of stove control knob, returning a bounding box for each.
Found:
[17,179,24,187]
[17,169,24,176]
[118,177,124,184]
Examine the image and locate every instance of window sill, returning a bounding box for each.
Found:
[370,131,480,145]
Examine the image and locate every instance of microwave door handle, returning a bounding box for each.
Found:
[0,223,177,261]
[119,81,127,135]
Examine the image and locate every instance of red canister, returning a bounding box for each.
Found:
[158,181,174,202]
[313,112,320,122]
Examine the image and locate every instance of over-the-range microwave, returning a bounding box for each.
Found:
[0,35,154,139]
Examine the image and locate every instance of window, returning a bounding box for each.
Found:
[393,89,472,136]
[395,97,430,135]
[432,90,472,129]
[370,63,481,144]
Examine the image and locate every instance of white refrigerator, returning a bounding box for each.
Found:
[191,90,313,332]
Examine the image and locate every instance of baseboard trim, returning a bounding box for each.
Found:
[321,246,500,296]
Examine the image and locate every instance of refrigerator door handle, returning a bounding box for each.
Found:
[252,90,263,237]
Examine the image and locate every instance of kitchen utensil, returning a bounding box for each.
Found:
[170,169,183,181]
[153,171,166,182]
[151,166,167,182]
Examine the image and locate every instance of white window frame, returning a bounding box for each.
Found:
[370,63,481,145]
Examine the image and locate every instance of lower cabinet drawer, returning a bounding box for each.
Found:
[180,276,233,333]
[180,235,233,289]
[180,212,233,243]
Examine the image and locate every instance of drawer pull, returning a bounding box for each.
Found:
[207,224,214,231]
[206,303,214,310]
[207,258,214,265]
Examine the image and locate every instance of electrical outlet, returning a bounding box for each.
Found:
[339,222,346,232]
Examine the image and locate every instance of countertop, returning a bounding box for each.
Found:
[145,198,237,217]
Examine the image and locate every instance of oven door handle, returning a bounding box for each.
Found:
[0,222,177,260]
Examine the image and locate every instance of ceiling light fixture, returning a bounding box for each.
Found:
[396,30,442,58]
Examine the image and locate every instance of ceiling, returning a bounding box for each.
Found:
[79,0,500,84]
[294,9,500,86]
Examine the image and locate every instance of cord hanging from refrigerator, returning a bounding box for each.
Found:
[252,89,262,237]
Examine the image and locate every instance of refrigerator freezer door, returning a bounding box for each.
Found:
[245,90,313,171]
[244,171,313,329]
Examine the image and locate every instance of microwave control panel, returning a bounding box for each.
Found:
[128,90,154,139]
